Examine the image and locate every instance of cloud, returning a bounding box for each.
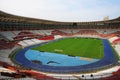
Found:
[0,0,120,22]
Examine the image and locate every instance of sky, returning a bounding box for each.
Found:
[0,0,120,22]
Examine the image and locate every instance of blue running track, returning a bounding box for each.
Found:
[14,39,118,73]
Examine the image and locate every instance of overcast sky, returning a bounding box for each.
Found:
[0,0,120,22]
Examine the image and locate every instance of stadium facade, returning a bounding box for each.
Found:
[0,11,120,31]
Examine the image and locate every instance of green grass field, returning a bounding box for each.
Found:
[32,38,104,59]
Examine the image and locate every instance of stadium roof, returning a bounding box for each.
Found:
[0,0,120,22]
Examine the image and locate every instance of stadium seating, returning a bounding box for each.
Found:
[0,31,16,41]
[51,30,71,35]
[114,44,120,57]
[38,35,54,40]
[76,29,99,35]
[109,36,119,43]
[0,29,120,79]
[0,39,16,49]
[0,11,120,79]
[112,38,120,44]
[102,68,120,80]
[13,31,39,40]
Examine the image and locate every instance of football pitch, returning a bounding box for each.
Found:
[32,38,104,59]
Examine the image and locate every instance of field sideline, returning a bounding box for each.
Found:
[32,38,104,59]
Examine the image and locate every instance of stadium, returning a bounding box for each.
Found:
[0,10,120,80]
